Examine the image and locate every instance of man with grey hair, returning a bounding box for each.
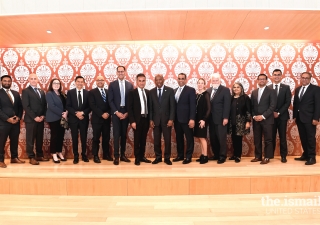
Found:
[207,73,231,164]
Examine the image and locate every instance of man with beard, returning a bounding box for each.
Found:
[149,74,175,165]
[0,75,24,168]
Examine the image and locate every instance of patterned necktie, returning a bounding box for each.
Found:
[6,89,14,104]
[211,88,217,100]
[34,87,41,98]
[141,88,147,116]
[101,89,106,102]
[275,84,279,96]
[299,86,305,100]
[120,81,125,106]
[175,87,182,102]
[158,88,162,102]
[78,91,82,108]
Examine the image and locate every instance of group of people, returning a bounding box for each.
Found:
[0,66,319,168]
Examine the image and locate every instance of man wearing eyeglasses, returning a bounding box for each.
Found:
[268,69,291,163]
[293,72,320,165]
[251,74,277,165]
[89,75,112,163]
[108,66,133,165]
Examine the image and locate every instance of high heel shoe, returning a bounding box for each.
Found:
[200,156,208,164]
[57,154,67,161]
[53,158,60,163]
[196,154,204,162]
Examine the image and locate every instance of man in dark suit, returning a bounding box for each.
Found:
[207,73,231,164]
[0,75,24,168]
[268,69,291,163]
[149,74,175,165]
[173,73,196,164]
[66,76,91,164]
[89,75,112,164]
[128,73,152,166]
[251,74,277,164]
[293,72,320,165]
[108,66,133,165]
[22,73,48,165]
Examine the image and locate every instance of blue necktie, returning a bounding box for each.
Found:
[101,89,106,102]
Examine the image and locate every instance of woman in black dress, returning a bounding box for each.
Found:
[194,78,211,164]
[228,82,251,163]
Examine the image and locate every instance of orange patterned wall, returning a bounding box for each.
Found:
[1,42,320,159]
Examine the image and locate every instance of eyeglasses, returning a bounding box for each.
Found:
[258,79,267,81]
[52,82,60,85]
[117,71,125,73]
[301,77,310,80]
[178,78,185,80]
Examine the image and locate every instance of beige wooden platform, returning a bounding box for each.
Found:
[0,156,319,196]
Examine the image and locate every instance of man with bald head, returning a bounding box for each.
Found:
[89,75,112,163]
[149,74,175,165]
[22,73,48,165]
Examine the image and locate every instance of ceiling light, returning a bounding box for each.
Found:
[264,26,269,30]
[47,30,52,34]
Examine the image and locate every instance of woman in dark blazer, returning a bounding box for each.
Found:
[194,78,211,164]
[46,79,68,163]
[228,82,251,163]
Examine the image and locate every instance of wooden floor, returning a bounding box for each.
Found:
[0,192,319,225]
[0,156,319,196]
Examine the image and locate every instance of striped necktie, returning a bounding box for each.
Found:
[101,89,106,102]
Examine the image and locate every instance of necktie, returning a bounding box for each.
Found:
[158,88,162,102]
[299,86,305,100]
[34,88,41,98]
[78,91,83,108]
[258,88,262,103]
[141,88,147,116]
[120,81,125,106]
[101,89,106,102]
[275,84,278,96]
[211,88,217,100]
[6,89,14,104]
[175,87,182,102]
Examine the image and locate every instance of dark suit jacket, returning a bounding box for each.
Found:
[128,88,150,124]
[293,84,320,123]
[251,86,277,124]
[66,88,91,124]
[21,86,47,123]
[108,79,133,114]
[268,83,291,120]
[207,85,231,124]
[45,91,65,122]
[89,88,111,124]
[149,85,175,126]
[174,85,196,124]
[0,89,23,125]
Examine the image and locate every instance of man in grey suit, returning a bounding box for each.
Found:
[108,66,133,165]
[268,69,291,163]
[207,73,231,164]
[251,74,277,164]
[22,73,49,165]
[149,74,175,165]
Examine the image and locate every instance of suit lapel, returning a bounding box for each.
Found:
[300,84,312,101]
[28,86,41,102]
[259,87,268,104]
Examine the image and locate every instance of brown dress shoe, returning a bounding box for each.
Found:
[11,158,25,164]
[35,157,49,161]
[29,158,39,165]
[260,158,270,164]
[251,158,262,162]
[0,161,7,168]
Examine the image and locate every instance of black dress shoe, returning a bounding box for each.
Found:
[281,157,287,163]
[52,157,60,164]
[217,158,226,164]
[140,157,151,163]
[182,158,192,164]
[93,156,101,163]
[305,158,316,165]
[196,155,203,162]
[103,155,113,161]
[229,156,235,160]
[200,156,208,164]
[173,157,184,162]
[134,159,140,166]
[208,156,219,161]
[152,158,162,164]
[294,156,308,161]
[82,155,89,162]
[73,157,79,164]
[120,155,131,162]
[113,157,119,165]
[164,158,172,165]
[235,157,241,163]
[57,154,67,161]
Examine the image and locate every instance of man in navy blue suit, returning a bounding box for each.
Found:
[66,76,91,164]
[108,66,133,165]
[173,73,196,164]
